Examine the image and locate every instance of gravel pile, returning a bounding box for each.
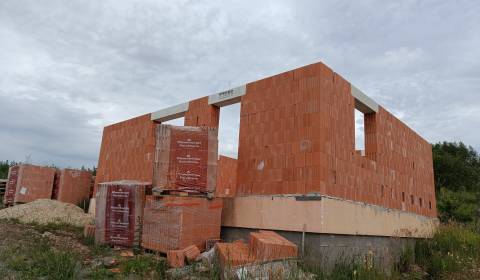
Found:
[0,199,94,227]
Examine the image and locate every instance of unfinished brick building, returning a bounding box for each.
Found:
[95,61,438,266]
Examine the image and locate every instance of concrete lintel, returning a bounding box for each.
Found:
[208,85,246,107]
[150,102,189,122]
[351,85,379,114]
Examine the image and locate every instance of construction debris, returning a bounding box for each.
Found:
[250,230,298,262]
[0,199,93,227]
[215,231,299,279]
[183,245,201,263]
[167,249,185,268]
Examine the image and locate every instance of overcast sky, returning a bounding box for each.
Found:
[0,0,479,168]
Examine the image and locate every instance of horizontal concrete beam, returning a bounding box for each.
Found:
[208,85,246,107]
[351,85,379,114]
[222,195,438,238]
[150,102,189,122]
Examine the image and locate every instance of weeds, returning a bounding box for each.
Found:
[2,238,80,279]
[120,254,166,277]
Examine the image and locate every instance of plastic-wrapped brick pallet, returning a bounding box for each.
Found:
[153,125,218,195]
[3,166,20,206]
[54,169,93,206]
[4,165,56,205]
[95,181,149,247]
[141,195,223,253]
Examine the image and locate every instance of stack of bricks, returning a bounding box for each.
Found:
[95,180,149,247]
[4,164,56,205]
[94,101,224,256]
[53,169,93,206]
[141,196,223,253]
[216,240,256,268]
[153,124,218,195]
[236,62,437,218]
[249,230,298,261]
[216,230,297,269]
[3,166,20,206]
[94,114,156,195]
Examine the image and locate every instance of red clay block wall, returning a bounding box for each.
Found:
[236,62,437,218]
[94,114,156,194]
[215,155,238,197]
[184,97,220,127]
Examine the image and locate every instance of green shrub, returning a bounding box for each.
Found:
[415,224,480,278]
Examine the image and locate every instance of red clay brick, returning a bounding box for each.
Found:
[12,165,56,204]
[55,169,92,206]
[249,230,298,261]
[183,245,201,262]
[215,156,238,198]
[167,250,185,268]
[141,196,223,253]
[94,114,156,195]
[153,125,218,194]
[236,62,437,217]
[184,97,219,127]
[216,240,255,268]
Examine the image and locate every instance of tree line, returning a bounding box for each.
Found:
[0,161,96,179]
[1,141,478,223]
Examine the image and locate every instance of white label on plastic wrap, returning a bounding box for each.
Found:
[257,160,265,171]
[177,155,201,164]
[19,187,27,195]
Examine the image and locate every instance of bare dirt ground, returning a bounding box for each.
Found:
[0,219,170,279]
[0,219,221,280]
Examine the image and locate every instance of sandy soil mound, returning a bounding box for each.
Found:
[0,199,93,227]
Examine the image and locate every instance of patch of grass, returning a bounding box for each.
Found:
[2,238,80,280]
[415,223,480,278]
[27,221,83,235]
[88,267,115,279]
[79,235,113,256]
[120,254,167,278]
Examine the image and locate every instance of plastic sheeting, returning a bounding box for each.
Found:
[3,166,20,206]
[95,181,148,247]
[9,165,56,204]
[153,125,218,195]
[54,169,92,206]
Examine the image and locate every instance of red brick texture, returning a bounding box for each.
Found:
[94,114,156,194]
[55,169,92,206]
[249,230,298,261]
[184,97,220,127]
[215,156,238,197]
[153,125,218,194]
[216,240,255,268]
[141,196,223,253]
[237,62,437,217]
[13,165,56,204]
[167,250,185,268]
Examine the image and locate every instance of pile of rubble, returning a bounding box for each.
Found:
[162,230,302,278]
[0,199,93,227]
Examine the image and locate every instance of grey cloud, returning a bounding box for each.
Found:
[0,0,479,168]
